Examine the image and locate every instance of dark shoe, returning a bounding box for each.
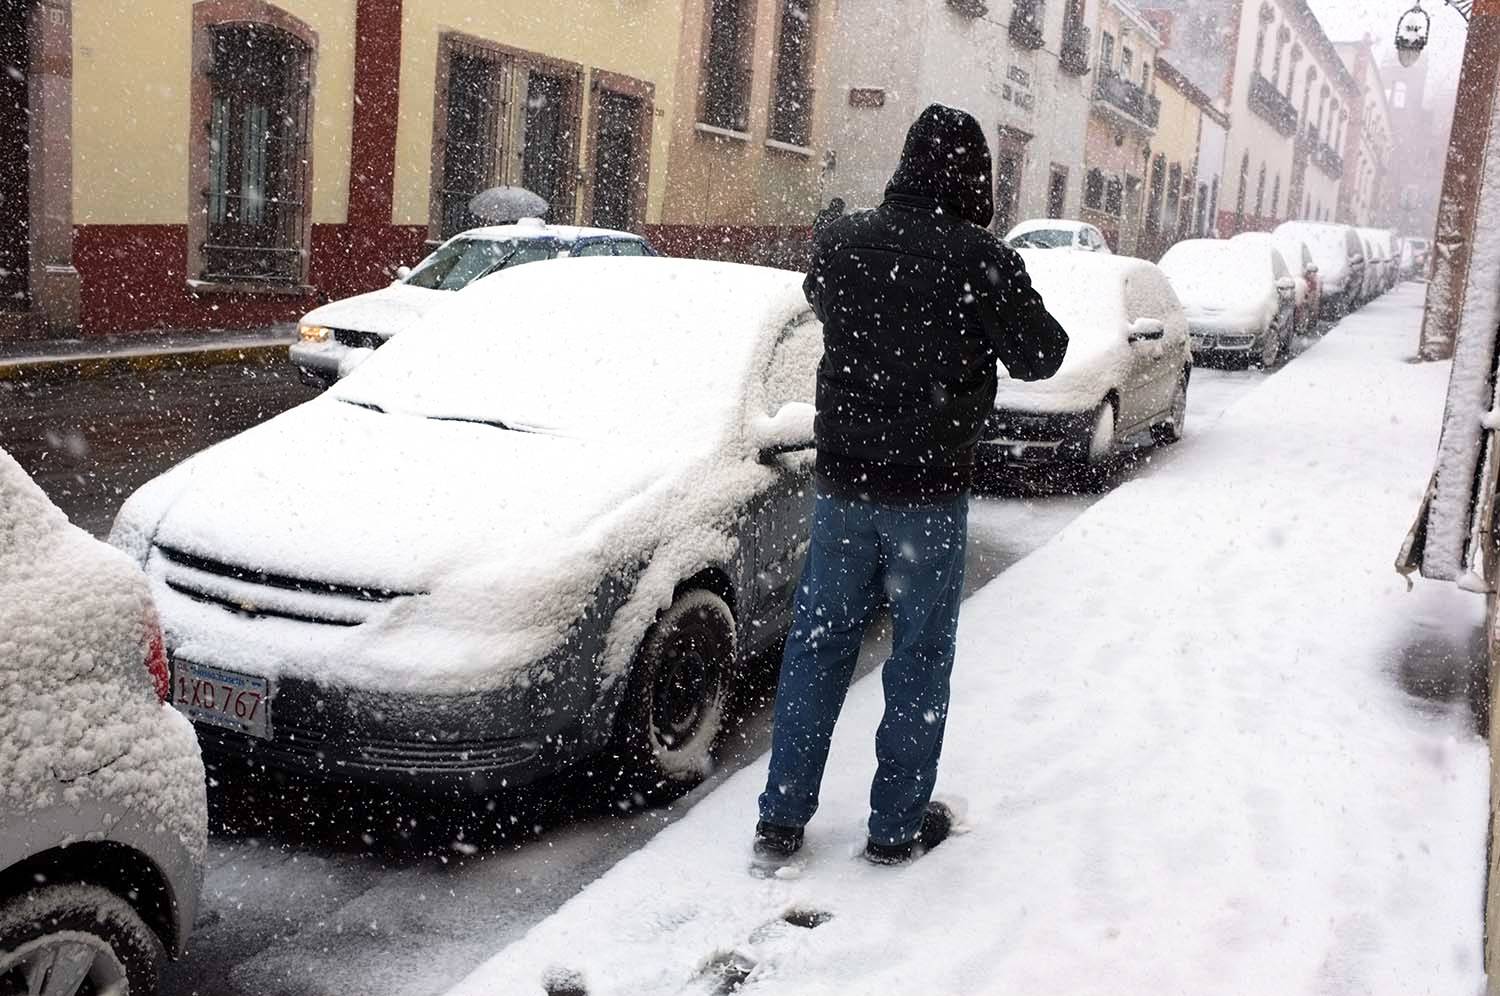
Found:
[864,800,955,866]
[753,820,804,859]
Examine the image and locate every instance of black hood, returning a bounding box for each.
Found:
[883,104,994,229]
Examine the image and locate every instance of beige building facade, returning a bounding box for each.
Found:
[1081,0,1162,254]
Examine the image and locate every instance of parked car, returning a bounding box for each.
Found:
[1005,219,1113,254]
[290,220,660,388]
[1375,229,1400,291]
[113,259,820,798]
[2,447,206,996]
[979,251,1190,483]
[1158,237,1296,368]
[1356,231,1384,302]
[1402,237,1431,280]
[1237,231,1321,337]
[1275,221,1366,319]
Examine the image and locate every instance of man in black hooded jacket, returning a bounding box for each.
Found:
[754,104,1069,866]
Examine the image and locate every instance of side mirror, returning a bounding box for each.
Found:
[394,265,412,281]
[1127,318,1165,343]
[1275,276,1296,293]
[1306,265,1319,276]
[751,401,816,463]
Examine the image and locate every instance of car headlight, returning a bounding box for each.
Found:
[299,323,331,343]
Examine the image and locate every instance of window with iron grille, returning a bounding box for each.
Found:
[701,0,755,132]
[770,0,815,146]
[1085,167,1104,210]
[202,24,310,284]
[435,38,581,239]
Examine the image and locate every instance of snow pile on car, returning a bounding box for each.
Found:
[994,250,1185,412]
[1276,221,1355,293]
[0,448,206,861]
[444,285,1486,996]
[1158,239,1279,329]
[112,259,817,695]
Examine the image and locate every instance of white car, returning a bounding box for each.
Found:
[1158,238,1297,368]
[290,220,659,388]
[1236,231,1318,336]
[2,447,206,996]
[112,259,823,798]
[980,251,1190,482]
[1005,219,1113,254]
[1275,221,1366,318]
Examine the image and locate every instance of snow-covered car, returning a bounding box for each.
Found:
[1355,230,1381,300]
[1158,237,1297,368]
[112,258,820,798]
[1236,231,1320,337]
[979,251,1190,480]
[290,220,659,388]
[1275,221,1366,319]
[1,447,206,996]
[1402,237,1430,280]
[1005,219,1112,253]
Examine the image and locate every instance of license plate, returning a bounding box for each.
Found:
[171,661,272,740]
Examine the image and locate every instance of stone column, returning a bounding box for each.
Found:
[26,0,78,334]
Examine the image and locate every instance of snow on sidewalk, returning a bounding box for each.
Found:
[446,284,1488,996]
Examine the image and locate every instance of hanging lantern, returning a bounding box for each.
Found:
[1395,3,1431,67]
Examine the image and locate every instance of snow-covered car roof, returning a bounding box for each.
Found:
[334,257,810,445]
[456,219,646,243]
[1006,219,1092,239]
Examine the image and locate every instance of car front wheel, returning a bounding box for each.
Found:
[1151,373,1188,446]
[1256,318,1283,368]
[0,885,163,996]
[613,588,735,797]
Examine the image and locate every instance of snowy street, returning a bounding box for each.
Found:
[83,330,1297,996]
[444,281,1490,996]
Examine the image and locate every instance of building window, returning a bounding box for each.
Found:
[1105,175,1123,215]
[1100,31,1115,72]
[1085,167,1105,210]
[1254,162,1266,218]
[769,0,815,146]
[1166,162,1183,231]
[1302,67,1316,123]
[1234,153,1249,231]
[1208,176,1219,234]
[587,73,654,233]
[432,37,583,238]
[1141,60,1152,90]
[1253,24,1267,75]
[1146,153,1166,232]
[1121,45,1133,80]
[1270,172,1281,219]
[199,23,311,284]
[1048,165,1069,218]
[700,0,756,132]
[1195,181,1208,235]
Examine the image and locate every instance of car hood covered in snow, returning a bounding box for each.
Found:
[144,399,667,594]
[994,250,1187,413]
[299,281,446,339]
[1158,239,1277,329]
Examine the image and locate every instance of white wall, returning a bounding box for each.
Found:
[817,0,1098,228]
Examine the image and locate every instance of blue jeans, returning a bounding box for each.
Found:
[758,492,968,846]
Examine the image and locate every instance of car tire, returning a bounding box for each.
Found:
[1255,319,1282,368]
[0,884,163,996]
[613,589,735,797]
[1151,373,1188,446]
[1073,398,1116,492]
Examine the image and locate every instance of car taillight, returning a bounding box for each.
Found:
[145,619,170,703]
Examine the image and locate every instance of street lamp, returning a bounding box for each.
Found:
[1395,3,1431,66]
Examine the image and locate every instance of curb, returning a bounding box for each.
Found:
[0,341,294,383]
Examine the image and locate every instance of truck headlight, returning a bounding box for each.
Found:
[299,323,331,343]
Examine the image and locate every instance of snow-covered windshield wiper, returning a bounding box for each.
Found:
[426,414,523,432]
[341,399,386,413]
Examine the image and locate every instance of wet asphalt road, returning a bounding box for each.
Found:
[0,350,1278,996]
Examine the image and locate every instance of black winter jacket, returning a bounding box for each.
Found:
[806,104,1069,504]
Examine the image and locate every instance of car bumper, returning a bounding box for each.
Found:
[288,341,349,387]
[1188,325,1259,354]
[184,669,576,794]
[977,408,1095,468]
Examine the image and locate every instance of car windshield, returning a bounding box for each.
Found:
[403,237,555,290]
[1009,229,1076,249]
[336,259,808,444]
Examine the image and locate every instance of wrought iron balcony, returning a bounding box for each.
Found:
[1312,139,1343,179]
[1093,70,1160,129]
[1009,0,1045,49]
[1060,21,1091,75]
[1248,73,1299,137]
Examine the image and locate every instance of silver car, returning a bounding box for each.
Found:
[1,448,207,996]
